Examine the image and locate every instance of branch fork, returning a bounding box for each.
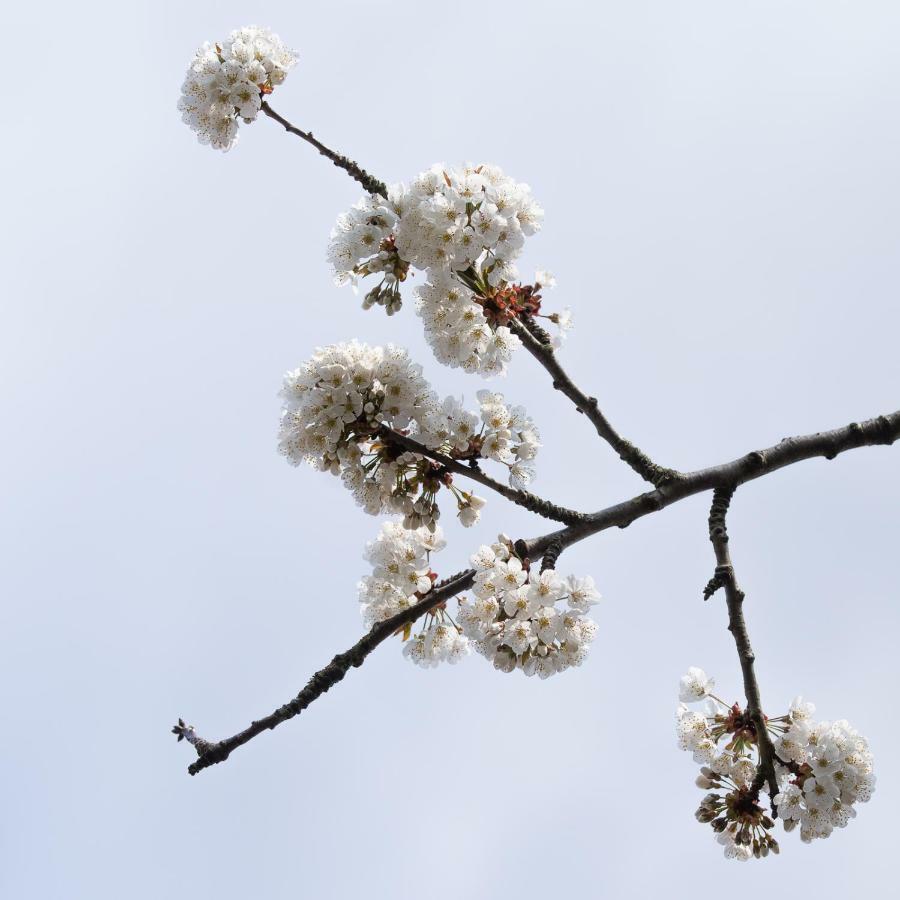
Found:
[173,95,900,778]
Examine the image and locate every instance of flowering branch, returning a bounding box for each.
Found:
[378,426,587,526]
[175,30,896,859]
[178,568,476,775]
[705,487,780,804]
[509,316,681,487]
[260,101,388,197]
[256,92,680,493]
[177,407,898,776]
[254,87,685,486]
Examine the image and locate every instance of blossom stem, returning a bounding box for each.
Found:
[707,693,733,710]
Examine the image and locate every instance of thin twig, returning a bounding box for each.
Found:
[260,101,388,197]
[179,569,475,775]
[379,426,587,526]
[705,487,780,805]
[508,317,681,487]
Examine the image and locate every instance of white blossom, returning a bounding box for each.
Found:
[457,543,600,678]
[789,696,816,723]
[415,271,521,376]
[676,703,711,752]
[475,390,541,486]
[566,575,602,612]
[358,521,469,667]
[456,491,486,528]
[178,26,297,151]
[678,674,875,859]
[403,622,469,668]
[327,164,581,377]
[327,191,408,315]
[358,521,439,625]
[679,666,715,703]
[393,163,542,275]
[278,342,540,527]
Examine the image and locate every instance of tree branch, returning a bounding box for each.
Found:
[378,426,587,526]
[176,407,898,776]
[525,409,900,560]
[260,101,388,198]
[508,316,680,487]
[177,568,476,775]
[705,487,780,804]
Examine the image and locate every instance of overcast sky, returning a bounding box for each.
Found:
[2,1,899,897]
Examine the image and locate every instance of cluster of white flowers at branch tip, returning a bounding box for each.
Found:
[278,342,540,528]
[677,668,875,860]
[329,165,572,375]
[457,537,600,678]
[358,522,467,667]
[772,699,876,843]
[178,26,297,151]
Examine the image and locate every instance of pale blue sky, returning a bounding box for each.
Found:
[2,1,899,897]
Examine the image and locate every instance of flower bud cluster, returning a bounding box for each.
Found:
[178,26,297,151]
[676,668,875,859]
[328,166,570,375]
[457,538,600,678]
[278,342,540,528]
[694,783,779,860]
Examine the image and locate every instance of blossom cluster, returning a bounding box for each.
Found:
[278,342,540,528]
[357,520,468,668]
[329,165,571,375]
[677,668,875,859]
[394,164,542,274]
[178,26,297,151]
[358,528,601,673]
[327,193,406,314]
[772,702,876,843]
[457,537,600,678]
[472,391,541,491]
